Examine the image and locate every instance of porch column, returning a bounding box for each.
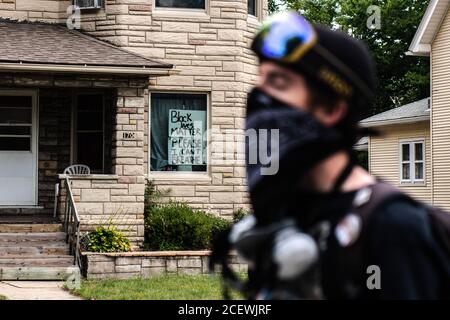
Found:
[113,83,148,246]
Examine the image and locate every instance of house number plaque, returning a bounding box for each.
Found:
[123,132,136,140]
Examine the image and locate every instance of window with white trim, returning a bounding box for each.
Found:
[248,0,257,16]
[400,140,425,183]
[150,93,208,173]
[155,0,205,9]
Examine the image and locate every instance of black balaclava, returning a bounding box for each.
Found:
[245,88,357,228]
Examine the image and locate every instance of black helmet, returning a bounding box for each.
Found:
[251,11,377,119]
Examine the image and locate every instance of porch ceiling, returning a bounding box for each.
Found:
[0,20,174,75]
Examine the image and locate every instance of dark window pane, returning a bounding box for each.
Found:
[248,0,256,15]
[402,144,410,161]
[77,111,103,131]
[402,163,410,180]
[0,96,32,109]
[415,143,423,161]
[0,107,32,124]
[77,133,103,171]
[0,137,30,151]
[76,94,104,172]
[156,0,205,9]
[0,126,31,135]
[77,94,103,111]
[151,93,207,172]
[415,163,424,180]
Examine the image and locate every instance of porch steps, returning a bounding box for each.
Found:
[0,214,56,224]
[0,267,80,281]
[0,232,66,243]
[0,256,75,267]
[0,224,62,233]
[0,222,79,281]
[0,244,70,256]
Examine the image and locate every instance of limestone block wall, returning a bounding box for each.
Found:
[0,0,70,22]
[82,251,247,279]
[59,175,145,245]
[0,1,269,218]
[77,0,268,218]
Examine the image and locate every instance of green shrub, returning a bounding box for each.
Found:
[232,208,251,223]
[144,202,231,251]
[85,226,131,253]
[145,180,170,212]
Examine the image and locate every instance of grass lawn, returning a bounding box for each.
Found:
[72,274,244,300]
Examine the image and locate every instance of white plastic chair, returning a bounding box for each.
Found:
[63,164,91,175]
[54,165,91,218]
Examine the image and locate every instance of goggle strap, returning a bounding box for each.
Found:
[314,44,374,101]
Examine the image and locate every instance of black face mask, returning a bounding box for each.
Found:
[245,87,355,226]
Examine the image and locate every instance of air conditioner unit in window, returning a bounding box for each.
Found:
[74,0,105,10]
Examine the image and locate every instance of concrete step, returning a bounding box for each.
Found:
[0,266,80,281]
[0,224,62,233]
[0,256,75,267]
[0,232,66,244]
[0,214,56,224]
[0,244,70,256]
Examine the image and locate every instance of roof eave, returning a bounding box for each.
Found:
[408,0,450,56]
[0,62,177,76]
[353,144,368,151]
[360,115,430,128]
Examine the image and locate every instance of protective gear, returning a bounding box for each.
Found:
[225,216,321,299]
[246,87,351,225]
[251,11,377,120]
[272,225,318,280]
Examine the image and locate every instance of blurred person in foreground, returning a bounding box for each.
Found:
[211,11,449,300]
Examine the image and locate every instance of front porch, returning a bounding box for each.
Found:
[0,73,150,245]
[0,21,173,253]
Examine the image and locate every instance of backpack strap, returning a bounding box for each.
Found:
[331,181,412,299]
[352,181,409,226]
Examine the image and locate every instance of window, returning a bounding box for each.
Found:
[74,0,105,10]
[400,140,425,183]
[248,0,257,16]
[155,0,205,9]
[0,95,32,151]
[151,93,207,173]
[74,94,104,173]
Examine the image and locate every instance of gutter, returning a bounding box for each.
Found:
[0,62,178,76]
[360,115,430,128]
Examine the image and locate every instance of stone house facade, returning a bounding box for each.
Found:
[0,0,267,246]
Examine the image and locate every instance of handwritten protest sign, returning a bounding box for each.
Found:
[168,109,206,166]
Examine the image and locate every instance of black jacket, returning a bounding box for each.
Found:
[322,198,449,300]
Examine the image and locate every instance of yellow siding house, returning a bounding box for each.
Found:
[364,0,450,210]
[361,99,431,203]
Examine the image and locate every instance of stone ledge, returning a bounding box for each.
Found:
[58,174,120,180]
[82,250,212,257]
[81,250,247,279]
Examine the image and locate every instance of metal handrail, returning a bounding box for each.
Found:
[63,176,81,268]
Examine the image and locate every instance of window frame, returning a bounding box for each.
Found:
[399,139,425,185]
[247,0,263,22]
[153,0,209,15]
[247,0,257,17]
[148,91,211,180]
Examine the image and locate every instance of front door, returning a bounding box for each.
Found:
[0,90,38,206]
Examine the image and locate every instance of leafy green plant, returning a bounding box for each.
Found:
[232,208,251,223]
[145,180,170,214]
[85,225,131,253]
[144,202,231,251]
